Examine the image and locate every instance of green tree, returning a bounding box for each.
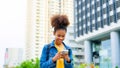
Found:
[16,58,40,68]
[115,66,118,68]
[79,63,87,68]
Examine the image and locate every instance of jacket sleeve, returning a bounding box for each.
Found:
[64,48,74,68]
[40,45,56,68]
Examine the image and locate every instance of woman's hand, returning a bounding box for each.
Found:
[52,52,63,62]
[62,53,71,63]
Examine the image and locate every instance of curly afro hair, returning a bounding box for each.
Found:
[51,14,70,32]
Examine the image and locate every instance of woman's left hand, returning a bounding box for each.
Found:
[62,53,70,62]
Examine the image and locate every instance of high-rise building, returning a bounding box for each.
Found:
[48,0,74,42]
[4,48,23,68]
[26,0,74,60]
[26,0,49,59]
[74,0,120,68]
[47,0,60,42]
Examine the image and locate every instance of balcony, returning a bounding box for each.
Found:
[72,50,84,55]
[74,58,85,63]
[70,42,84,48]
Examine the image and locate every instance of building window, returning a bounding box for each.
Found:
[109,4,113,11]
[82,2,85,7]
[82,20,85,26]
[116,0,120,8]
[92,24,95,30]
[36,9,40,11]
[112,0,117,23]
[87,26,90,32]
[87,17,90,22]
[97,21,101,28]
[82,10,85,16]
[106,16,110,25]
[92,14,95,20]
[83,28,86,34]
[97,11,100,17]
[36,39,39,42]
[36,19,40,21]
[36,43,39,45]
[36,29,40,31]
[36,32,39,35]
[92,39,111,67]
[87,0,90,4]
[110,15,114,23]
[96,1,100,8]
[36,36,39,38]
[85,19,88,33]
[91,5,94,10]
[103,18,107,25]
[103,8,107,14]
[77,29,80,37]
[117,12,120,20]
[102,0,106,4]
[87,7,90,13]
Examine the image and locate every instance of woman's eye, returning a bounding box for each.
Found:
[58,35,61,37]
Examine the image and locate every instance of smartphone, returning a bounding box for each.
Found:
[61,50,68,55]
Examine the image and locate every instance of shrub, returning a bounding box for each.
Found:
[15,58,40,68]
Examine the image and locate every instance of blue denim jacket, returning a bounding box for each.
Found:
[40,40,73,68]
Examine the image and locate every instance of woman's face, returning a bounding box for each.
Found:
[54,29,66,44]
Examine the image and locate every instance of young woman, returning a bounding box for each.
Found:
[40,14,73,68]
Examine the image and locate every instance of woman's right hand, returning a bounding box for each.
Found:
[52,52,62,62]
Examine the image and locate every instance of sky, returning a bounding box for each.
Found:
[0,0,26,67]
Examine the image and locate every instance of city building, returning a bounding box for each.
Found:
[26,0,74,60]
[74,0,120,68]
[48,0,74,42]
[4,48,23,68]
[26,0,49,59]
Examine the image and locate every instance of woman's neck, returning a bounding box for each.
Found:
[54,40,62,46]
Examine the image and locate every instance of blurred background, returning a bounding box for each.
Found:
[0,0,26,68]
[0,0,120,68]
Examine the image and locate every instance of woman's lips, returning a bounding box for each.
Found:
[58,39,63,42]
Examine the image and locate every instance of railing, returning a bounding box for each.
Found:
[99,62,112,68]
[74,62,113,68]
[72,50,84,55]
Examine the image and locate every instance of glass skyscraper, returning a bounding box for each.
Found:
[74,0,120,37]
[74,0,120,68]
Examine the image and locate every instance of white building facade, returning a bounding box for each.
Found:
[4,48,24,67]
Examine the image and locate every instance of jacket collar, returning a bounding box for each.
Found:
[49,40,70,50]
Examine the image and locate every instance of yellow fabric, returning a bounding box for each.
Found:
[55,43,64,68]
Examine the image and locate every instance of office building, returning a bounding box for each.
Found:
[4,48,23,68]
[74,0,120,68]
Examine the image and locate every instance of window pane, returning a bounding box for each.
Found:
[116,0,120,8]
[103,8,107,14]
[117,12,120,20]
[110,15,114,23]
[109,4,113,11]
[96,1,100,7]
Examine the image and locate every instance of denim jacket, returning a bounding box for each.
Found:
[40,40,73,68]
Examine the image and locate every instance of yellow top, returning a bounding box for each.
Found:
[55,43,64,68]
